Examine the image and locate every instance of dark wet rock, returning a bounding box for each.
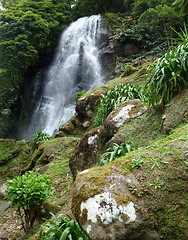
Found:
[76,93,104,119]
[69,127,104,180]
[118,43,140,58]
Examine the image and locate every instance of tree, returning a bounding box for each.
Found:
[0,0,72,137]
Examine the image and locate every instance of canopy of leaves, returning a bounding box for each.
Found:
[0,0,72,137]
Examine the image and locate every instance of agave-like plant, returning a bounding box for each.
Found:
[145,39,188,109]
[98,141,138,166]
[94,83,143,127]
[40,213,90,240]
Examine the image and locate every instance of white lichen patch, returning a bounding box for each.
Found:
[80,192,137,225]
[88,134,98,145]
[86,224,92,233]
[80,169,89,175]
[112,105,133,127]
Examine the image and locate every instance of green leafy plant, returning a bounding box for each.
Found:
[145,39,188,109]
[98,141,138,166]
[40,213,90,240]
[5,171,53,232]
[131,155,144,168]
[75,90,86,100]
[94,83,143,127]
[31,131,51,152]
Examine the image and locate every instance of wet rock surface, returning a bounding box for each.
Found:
[69,127,104,180]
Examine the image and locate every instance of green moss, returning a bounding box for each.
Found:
[73,123,188,239]
[117,123,188,239]
[0,139,32,180]
[116,108,164,147]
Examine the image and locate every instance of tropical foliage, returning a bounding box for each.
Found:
[31,131,51,152]
[75,90,86,100]
[98,141,137,166]
[94,83,143,127]
[145,27,188,108]
[5,171,53,232]
[0,0,72,138]
[40,213,90,240]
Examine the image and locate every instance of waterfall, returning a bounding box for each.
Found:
[21,15,108,139]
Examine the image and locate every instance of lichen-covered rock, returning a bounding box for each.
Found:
[71,124,188,240]
[72,169,159,240]
[69,127,104,180]
[104,100,147,137]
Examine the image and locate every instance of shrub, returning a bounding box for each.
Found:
[93,83,143,127]
[40,213,90,240]
[98,141,138,166]
[75,90,86,100]
[31,131,51,152]
[5,171,53,232]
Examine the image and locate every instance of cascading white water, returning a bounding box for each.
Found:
[24,15,107,138]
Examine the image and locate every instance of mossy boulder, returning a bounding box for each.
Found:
[71,123,188,240]
[69,127,104,180]
[162,88,188,134]
[104,100,147,138]
[0,139,32,180]
[76,93,104,119]
[29,137,79,170]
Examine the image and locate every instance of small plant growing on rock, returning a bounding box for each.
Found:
[31,131,51,152]
[94,83,143,127]
[75,90,86,100]
[98,141,138,166]
[40,213,90,240]
[131,155,144,168]
[5,171,53,232]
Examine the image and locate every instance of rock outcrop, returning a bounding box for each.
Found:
[69,100,147,180]
[71,124,188,240]
[69,127,104,180]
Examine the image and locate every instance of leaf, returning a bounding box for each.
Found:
[60,227,71,240]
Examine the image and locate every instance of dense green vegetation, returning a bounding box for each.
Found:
[93,83,143,126]
[5,171,53,232]
[0,0,72,137]
[31,131,51,152]
[98,141,137,166]
[0,0,187,138]
[40,213,90,240]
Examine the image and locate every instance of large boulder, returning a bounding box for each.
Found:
[69,100,147,180]
[72,169,159,240]
[104,100,147,138]
[69,127,104,180]
[76,93,104,119]
[71,123,188,240]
